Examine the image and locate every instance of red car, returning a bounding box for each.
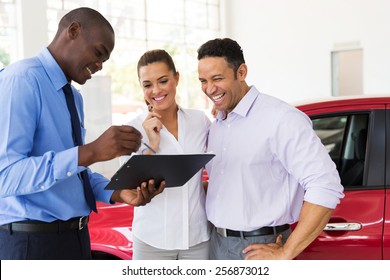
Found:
[89,169,209,260]
[89,96,390,259]
[89,202,134,259]
[295,96,390,260]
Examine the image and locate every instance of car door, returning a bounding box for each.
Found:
[296,105,386,259]
[383,105,390,260]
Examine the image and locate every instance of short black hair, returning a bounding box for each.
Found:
[197,38,245,77]
[57,7,114,35]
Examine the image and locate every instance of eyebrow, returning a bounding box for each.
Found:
[157,75,169,80]
[141,75,169,84]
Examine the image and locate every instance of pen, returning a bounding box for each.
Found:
[142,141,157,154]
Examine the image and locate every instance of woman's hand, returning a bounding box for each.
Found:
[142,112,163,153]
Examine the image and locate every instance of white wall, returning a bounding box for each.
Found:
[16,0,47,58]
[223,0,390,103]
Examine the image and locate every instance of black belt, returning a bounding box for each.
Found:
[216,224,290,238]
[0,216,89,233]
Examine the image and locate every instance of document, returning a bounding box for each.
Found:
[105,153,215,190]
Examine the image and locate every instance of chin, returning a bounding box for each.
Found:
[76,78,88,85]
[214,103,225,111]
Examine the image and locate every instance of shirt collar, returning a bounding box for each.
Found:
[216,85,260,121]
[177,104,187,116]
[37,48,68,91]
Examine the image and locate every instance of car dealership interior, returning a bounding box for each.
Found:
[1,0,390,276]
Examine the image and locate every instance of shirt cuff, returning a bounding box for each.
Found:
[53,146,82,180]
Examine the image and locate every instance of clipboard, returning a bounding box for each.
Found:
[105,153,215,190]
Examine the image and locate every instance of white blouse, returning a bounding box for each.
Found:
[120,107,211,250]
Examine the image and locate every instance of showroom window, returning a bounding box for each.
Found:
[1,0,221,176]
[44,0,221,176]
[1,0,221,118]
[47,0,221,119]
[0,0,16,67]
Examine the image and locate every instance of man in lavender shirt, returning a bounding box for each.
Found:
[197,38,344,260]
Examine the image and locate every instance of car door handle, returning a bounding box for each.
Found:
[324,222,362,231]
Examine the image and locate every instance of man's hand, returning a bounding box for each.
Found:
[79,125,142,166]
[110,179,165,206]
[243,235,285,260]
[243,202,334,260]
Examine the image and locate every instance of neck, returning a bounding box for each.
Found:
[47,43,69,81]
[226,82,251,114]
[155,104,179,124]
[154,104,179,140]
[241,82,250,97]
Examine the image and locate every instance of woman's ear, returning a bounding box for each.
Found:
[175,71,180,86]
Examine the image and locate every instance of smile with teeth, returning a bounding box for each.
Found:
[153,95,166,102]
[86,67,92,76]
[212,93,225,103]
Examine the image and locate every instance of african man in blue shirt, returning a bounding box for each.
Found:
[0,7,164,260]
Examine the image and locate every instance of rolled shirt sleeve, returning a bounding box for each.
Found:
[272,108,344,209]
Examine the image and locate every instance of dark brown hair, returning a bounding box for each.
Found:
[137,49,177,79]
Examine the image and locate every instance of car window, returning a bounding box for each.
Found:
[312,114,369,187]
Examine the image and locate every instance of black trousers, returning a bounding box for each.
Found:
[0,225,92,260]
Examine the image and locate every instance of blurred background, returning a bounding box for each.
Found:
[1,0,389,176]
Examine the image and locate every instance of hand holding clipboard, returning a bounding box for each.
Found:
[105,153,215,190]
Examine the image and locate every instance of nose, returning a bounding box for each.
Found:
[205,82,216,95]
[152,84,161,94]
[95,61,103,71]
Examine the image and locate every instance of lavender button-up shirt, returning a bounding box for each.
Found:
[205,86,344,231]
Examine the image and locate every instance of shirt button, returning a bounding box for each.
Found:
[40,185,45,190]
[67,172,72,177]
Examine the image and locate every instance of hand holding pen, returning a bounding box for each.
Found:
[142,141,157,154]
[142,104,162,154]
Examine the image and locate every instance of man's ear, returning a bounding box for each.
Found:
[67,21,81,39]
[237,63,248,81]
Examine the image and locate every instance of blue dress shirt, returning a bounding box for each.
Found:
[0,48,113,224]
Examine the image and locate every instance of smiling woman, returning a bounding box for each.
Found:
[0,0,222,260]
[117,49,211,260]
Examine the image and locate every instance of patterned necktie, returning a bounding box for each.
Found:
[63,83,97,213]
